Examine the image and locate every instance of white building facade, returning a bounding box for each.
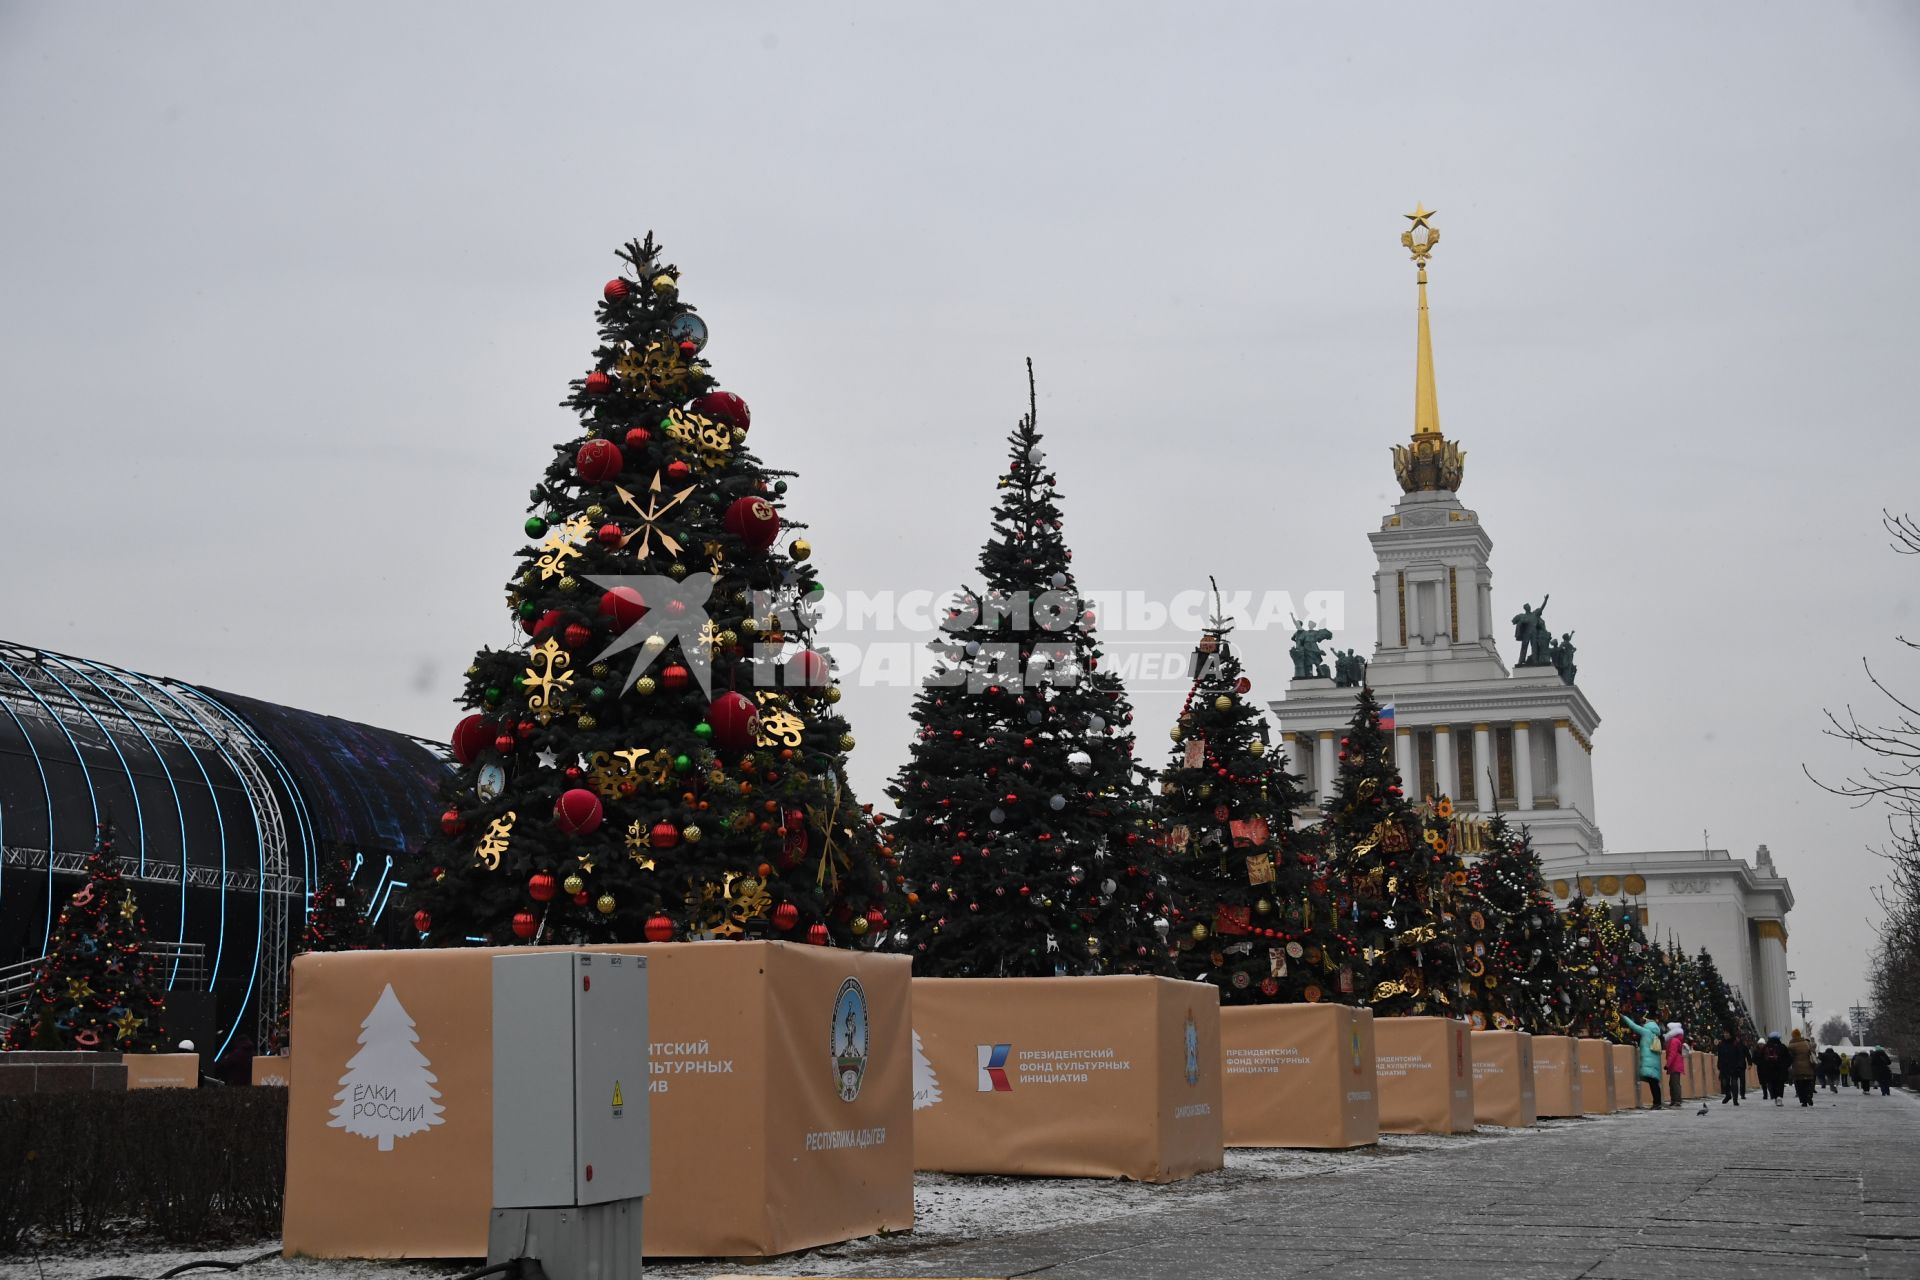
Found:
[1271,208,1793,1034]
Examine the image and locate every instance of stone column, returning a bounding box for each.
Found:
[1395,728,1414,792]
[1513,721,1535,811]
[1433,724,1456,802]
[1755,923,1791,1036]
[1316,730,1336,804]
[1553,719,1578,814]
[1471,723,1493,814]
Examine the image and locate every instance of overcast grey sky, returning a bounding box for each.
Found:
[3,2,1915,1025]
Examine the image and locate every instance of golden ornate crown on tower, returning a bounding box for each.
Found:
[1391,204,1466,494]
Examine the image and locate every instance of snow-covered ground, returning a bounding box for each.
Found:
[17,1121,1594,1280]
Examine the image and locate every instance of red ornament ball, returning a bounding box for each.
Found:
[688,391,750,432]
[583,370,612,396]
[527,609,566,641]
[494,733,517,755]
[572,890,591,907]
[596,522,624,547]
[603,278,630,302]
[554,788,605,836]
[784,648,832,690]
[512,911,539,940]
[562,622,595,650]
[865,908,887,932]
[807,923,830,946]
[624,426,651,450]
[413,909,432,933]
[723,496,781,551]
[598,585,648,632]
[661,664,690,691]
[576,438,624,483]
[440,809,465,836]
[665,459,692,482]
[708,691,759,749]
[451,714,492,765]
[529,871,557,902]
[772,902,800,930]
[643,915,675,943]
[650,820,680,849]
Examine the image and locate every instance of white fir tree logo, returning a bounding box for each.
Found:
[911,1030,943,1111]
[328,984,445,1151]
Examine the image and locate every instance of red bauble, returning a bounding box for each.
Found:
[529,871,557,902]
[772,902,800,930]
[688,391,750,432]
[529,609,566,640]
[584,370,612,396]
[554,788,605,835]
[599,586,647,632]
[644,915,674,942]
[650,820,680,849]
[603,278,630,302]
[678,339,698,357]
[723,496,781,551]
[807,923,830,946]
[562,622,594,650]
[708,691,759,749]
[512,911,539,940]
[597,522,624,547]
[784,649,831,690]
[494,733,517,755]
[661,664,690,691]
[624,426,651,450]
[865,908,887,933]
[572,890,591,907]
[665,459,692,482]
[440,809,465,836]
[413,909,432,933]
[451,714,492,765]
[576,438,624,483]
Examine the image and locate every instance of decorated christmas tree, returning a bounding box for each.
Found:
[1556,897,1635,1037]
[1318,686,1464,1016]
[1457,814,1563,1030]
[406,235,893,948]
[1157,593,1349,1003]
[889,365,1166,977]
[1696,947,1738,1043]
[2,824,170,1053]
[265,855,377,1054]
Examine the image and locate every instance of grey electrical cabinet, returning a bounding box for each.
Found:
[488,951,649,1278]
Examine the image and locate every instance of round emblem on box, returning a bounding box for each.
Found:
[832,977,869,1103]
[1183,1010,1200,1086]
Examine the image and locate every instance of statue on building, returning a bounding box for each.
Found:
[1550,631,1577,686]
[1512,595,1553,666]
[1332,648,1368,688]
[1290,618,1333,680]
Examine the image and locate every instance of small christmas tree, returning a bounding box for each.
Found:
[890,364,1166,976]
[328,983,444,1152]
[1157,593,1349,1003]
[265,855,378,1054]
[406,235,893,947]
[2,824,169,1053]
[911,1030,942,1109]
[1319,687,1464,1016]
[1457,814,1563,1030]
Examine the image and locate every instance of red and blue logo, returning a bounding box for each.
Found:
[976,1043,1012,1092]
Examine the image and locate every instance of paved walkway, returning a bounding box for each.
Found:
[793,1085,1920,1279]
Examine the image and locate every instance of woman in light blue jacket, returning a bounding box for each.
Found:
[1622,1012,1665,1109]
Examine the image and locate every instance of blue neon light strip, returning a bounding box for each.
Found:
[38,659,147,874]
[0,657,99,954]
[372,877,407,927]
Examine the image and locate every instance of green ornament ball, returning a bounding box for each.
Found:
[673,754,692,772]
[774,480,788,494]
[694,722,713,739]
[525,515,547,538]
[589,686,608,703]
[518,601,538,619]
[484,686,503,704]
[512,674,527,689]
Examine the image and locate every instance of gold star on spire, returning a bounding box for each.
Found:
[1391,203,1465,492]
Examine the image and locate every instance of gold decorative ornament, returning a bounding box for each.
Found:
[1390,204,1467,494]
[1213,695,1232,712]
[662,407,734,468]
[596,893,616,915]
[651,273,676,295]
[613,340,699,399]
[624,820,656,869]
[587,747,655,800]
[825,687,841,704]
[790,538,812,561]
[1249,741,1266,757]
[474,812,516,870]
[683,824,703,843]
[614,471,697,562]
[563,873,585,895]
[753,693,806,748]
[576,713,597,730]
[838,733,856,751]
[533,516,594,580]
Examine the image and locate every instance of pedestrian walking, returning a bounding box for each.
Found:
[1788,1029,1817,1106]
[1716,1030,1747,1105]
[1664,1021,1689,1109]
[1872,1046,1893,1097]
[1819,1046,1841,1092]
[1853,1049,1873,1094]
[1623,1012,1666,1109]
[1756,1032,1791,1104]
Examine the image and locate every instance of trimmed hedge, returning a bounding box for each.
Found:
[0,1088,286,1253]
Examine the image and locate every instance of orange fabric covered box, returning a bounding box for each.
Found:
[1576,1039,1615,1114]
[125,1053,199,1089]
[252,1055,291,1088]
[1373,1016,1474,1135]
[1531,1035,1583,1117]
[1611,1042,1641,1109]
[911,976,1223,1181]
[283,942,913,1259]
[1220,1003,1377,1149]
[1469,1030,1536,1128]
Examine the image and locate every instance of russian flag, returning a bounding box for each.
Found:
[1379,703,1396,731]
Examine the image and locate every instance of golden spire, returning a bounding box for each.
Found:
[1391,204,1466,494]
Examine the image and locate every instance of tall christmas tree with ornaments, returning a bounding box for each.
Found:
[1456,814,1563,1031]
[405,235,895,949]
[1157,594,1350,1003]
[3,824,170,1053]
[888,365,1167,977]
[1318,686,1466,1016]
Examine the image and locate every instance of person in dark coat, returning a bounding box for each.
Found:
[1872,1047,1893,1096]
[1819,1045,1842,1092]
[1788,1029,1818,1106]
[1715,1031,1748,1105]
[1755,1033,1792,1104]
[1853,1048,1874,1093]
